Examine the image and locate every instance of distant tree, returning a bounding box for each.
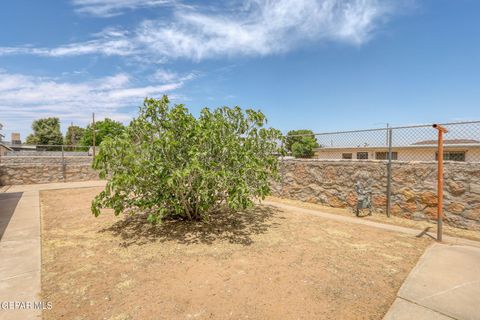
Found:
[286,129,319,158]
[80,118,125,146]
[26,117,63,146]
[291,139,318,158]
[64,125,85,145]
[0,122,4,142]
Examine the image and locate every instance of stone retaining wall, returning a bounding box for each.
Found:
[0,156,99,185]
[272,159,480,230]
[0,156,92,164]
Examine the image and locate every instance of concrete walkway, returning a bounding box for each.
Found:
[264,201,480,248]
[384,244,480,320]
[0,190,41,320]
[0,180,105,320]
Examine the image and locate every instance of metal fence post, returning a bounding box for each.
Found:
[280,139,284,196]
[386,128,393,217]
[92,113,96,159]
[61,145,66,182]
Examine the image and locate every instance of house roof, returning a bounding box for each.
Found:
[315,143,480,151]
[0,143,13,151]
[412,139,480,145]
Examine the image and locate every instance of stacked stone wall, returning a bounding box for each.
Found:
[272,159,480,230]
[0,156,99,185]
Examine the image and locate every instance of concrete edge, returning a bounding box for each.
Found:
[1,180,106,193]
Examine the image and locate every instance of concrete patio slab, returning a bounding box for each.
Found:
[384,298,454,320]
[384,243,480,320]
[397,244,480,320]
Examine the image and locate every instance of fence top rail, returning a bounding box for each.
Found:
[284,120,480,137]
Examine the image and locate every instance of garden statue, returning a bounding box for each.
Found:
[354,181,373,217]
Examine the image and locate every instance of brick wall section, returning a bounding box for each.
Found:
[271,159,480,230]
[0,156,99,185]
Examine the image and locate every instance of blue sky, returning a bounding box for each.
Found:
[0,0,479,140]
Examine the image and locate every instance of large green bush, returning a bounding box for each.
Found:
[91,96,283,223]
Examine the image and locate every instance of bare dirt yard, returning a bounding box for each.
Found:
[267,196,480,242]
[41,187,431,320]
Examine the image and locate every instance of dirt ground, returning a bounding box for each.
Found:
[267,196,480,242]
[41,187,430,320]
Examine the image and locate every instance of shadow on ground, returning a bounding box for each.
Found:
[0,192,23,241]
[100,205,281,247]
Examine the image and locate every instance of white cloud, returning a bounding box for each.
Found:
[72,0,174,17]
[1,0,403,61]
[140,0,396,60]
[0,70,188,138]
[152,69,197,82]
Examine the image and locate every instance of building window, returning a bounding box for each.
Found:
[375,152,398,160]
[356,152,369,160]
[342,153,353,159]
[435,151,466,162]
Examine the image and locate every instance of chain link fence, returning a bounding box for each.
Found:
[0,144,93,157]
[278,121,480,229]
[302,121,480,163]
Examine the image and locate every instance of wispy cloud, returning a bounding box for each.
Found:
[72,0,175,17]
[1,0,403,61]
[151,69,197,82]
[0,28,137,57]
[0,70,190,136]
[138,0,397,60]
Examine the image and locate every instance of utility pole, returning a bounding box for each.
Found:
[92,113,96,158]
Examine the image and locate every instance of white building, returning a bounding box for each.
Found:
[314,139,480,162]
